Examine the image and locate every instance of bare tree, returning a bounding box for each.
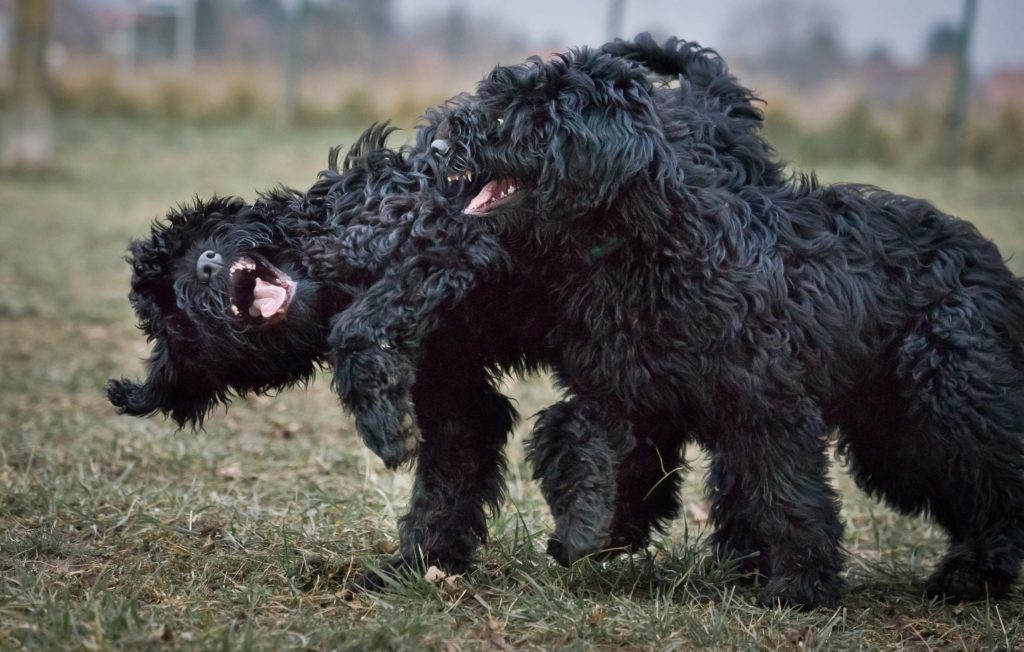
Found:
[4,0,54,171]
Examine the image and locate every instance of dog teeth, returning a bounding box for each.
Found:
[229,260,256,274]
[466,173,473,182]
[230,304,240,316]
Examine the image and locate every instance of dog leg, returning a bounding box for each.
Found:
[330,238,505,467]
[841,300,1024,600]
[347,343,517,593]
[706,452,772,580]
[329,275,451,468]
[332,340,421,470]
[708,404,844,609]
[527,400,621,565]
[604,421,687,556]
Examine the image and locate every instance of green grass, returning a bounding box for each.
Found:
[1,115,1023,651]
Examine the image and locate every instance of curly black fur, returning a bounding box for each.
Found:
[340,34,1024,608]
[107,106,686,591]
[322,36,773,570]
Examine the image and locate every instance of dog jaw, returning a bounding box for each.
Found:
[228,255,296,322]
[464,178,520,215]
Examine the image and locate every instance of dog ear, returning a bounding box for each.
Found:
[540,51,673,209]
[107,340,223,429]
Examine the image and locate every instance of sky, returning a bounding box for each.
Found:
[393,0,1024,73]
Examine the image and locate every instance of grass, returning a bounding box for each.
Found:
[1,114,1023,651]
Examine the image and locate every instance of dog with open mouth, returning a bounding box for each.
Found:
[321,35,783,570]
[328,34,793,571]
[106,53,695,591]
[332,33,1024,609]
[107,123,534,587]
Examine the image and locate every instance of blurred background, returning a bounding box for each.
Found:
[1,0,1023,172]
[1,4,1024,647]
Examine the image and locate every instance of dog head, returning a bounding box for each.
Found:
[107,196,329,428]
[428,47,675,224]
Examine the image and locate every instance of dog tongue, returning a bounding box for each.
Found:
[466,180,501,214]
[251,278,287,318]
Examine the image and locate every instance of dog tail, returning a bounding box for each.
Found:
[600,32,761,121]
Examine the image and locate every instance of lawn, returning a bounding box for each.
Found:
[1,114,1022,650]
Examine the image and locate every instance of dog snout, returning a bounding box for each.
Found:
[431,138,451,155]
[196,250,224,283]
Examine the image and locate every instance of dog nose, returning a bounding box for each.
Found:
[196,250,224,283]
[431,138,451,154]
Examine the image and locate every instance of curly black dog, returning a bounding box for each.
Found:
[106,104,687,592]
[337,34,1024,608]
[325,37,782,569]
[107,125,521,580]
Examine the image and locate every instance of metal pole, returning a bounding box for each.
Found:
[116,0,137,81]
[945,0,977,170]
[282,0,306,127]
[175,0,196,73]
[606,0,625,41]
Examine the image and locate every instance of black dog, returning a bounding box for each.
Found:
[336,35,1024,608]
[106,107,688,589]
[326,37,781,567]
[107,126,524,582]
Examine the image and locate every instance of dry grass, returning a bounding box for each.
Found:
[0,114,1022,650]
[48,59,485,129]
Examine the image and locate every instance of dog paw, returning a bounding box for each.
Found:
[757,574,841,610]
[355,402,422,469]
[546,534,609,567]
[926,558,1014,601]
[332,345,421,467]
[342,556,411,599]
[546,537,573,567]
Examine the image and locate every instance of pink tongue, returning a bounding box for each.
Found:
[251,278,287,318]
[465,180,500,214]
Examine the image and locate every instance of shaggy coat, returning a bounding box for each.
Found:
[107,62,691,593]
[333,34,1024,608]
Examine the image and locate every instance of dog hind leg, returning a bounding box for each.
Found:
[841,299,1024,600]
[605,420,687,556]
[706,452,773,579]
[527,400,621,566]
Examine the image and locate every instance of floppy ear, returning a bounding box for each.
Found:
[107,341,223,429]
[540,54,673,212]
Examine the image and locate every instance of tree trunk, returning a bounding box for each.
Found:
[4,0,54,171]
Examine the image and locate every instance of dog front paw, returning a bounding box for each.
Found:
[546,528,613,567]
[332,344,421,468]
[343,555,415,599]
[353,399,422,469]
[757,572,841,610]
